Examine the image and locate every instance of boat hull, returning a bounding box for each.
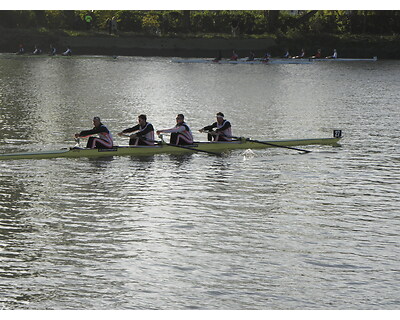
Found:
[0,137,341,160]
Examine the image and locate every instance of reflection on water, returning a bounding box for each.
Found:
[0,57,400,309]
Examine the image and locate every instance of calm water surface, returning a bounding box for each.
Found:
[0,55,399,309]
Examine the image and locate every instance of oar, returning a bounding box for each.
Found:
[203,131,311,154]
[73,137,82,148]
[234,136,311,154]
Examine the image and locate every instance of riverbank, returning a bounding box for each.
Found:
[1,27,399,59]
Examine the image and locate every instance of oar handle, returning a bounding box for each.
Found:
[73,137,81,148]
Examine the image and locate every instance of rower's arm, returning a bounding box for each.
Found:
[136,124,154,137]
[78,126,105,137]
[160,126,185,134]
[202,122,217,131]
[122,124,140,134]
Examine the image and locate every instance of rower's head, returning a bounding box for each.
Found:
[93,116,101,127]
[138,114,147,125]
[176,114,184,124]
[216,112,224,124]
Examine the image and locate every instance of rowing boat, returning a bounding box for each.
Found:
[0,53,118,60]
[310,56,378,62]
[0,131,342,160]
[171,58,313,65]
[171,57,377,65]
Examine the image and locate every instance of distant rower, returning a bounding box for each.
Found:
[49,45,56,56]
[32,45,42,55]
[117,114,155,146]
[310,49,322,59]
[326,49,337,59]
[247,51,255,61]
[75,116,114,149]
[294,48,305,59]
[230,50,239,61]
[199,112,232,142]
[156,114,194,145]
[17,44,24,55]
[213,50,222,62]
[263,51,271,61]
[282,49,290,59]
[62,46,72,56]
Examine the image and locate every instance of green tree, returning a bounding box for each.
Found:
[142,13,160,34]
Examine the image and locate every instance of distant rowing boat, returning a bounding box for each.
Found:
[0,131,342,160]
[171,58,313,65]
[0,53,118,60]
[310,56,378,62]
[172,57,377,65]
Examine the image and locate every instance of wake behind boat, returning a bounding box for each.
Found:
[0,131,342,160]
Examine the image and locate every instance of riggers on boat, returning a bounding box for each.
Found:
[0,131,342,160]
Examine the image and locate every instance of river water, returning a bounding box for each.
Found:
[0,55,399,310]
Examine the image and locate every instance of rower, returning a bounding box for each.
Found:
[75,116,114,149]
[199,112,232,142]
[156,114,193,145]
[247,51,255,61]
[326,49,337,59]
[62,46,72,56]
[213,50,222,62]
[17,44,25,55]
[282,49,290,58]
[293,48,305,59]
[32,45,42,55]
[263,51,271,61]
[117,114,155,146]
[230,50,239,61]
[49,44,56,56]
[310,49,321,59]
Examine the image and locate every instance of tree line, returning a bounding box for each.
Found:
[1,10,400,36]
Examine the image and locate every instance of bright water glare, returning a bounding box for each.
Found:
[0,55,399,309]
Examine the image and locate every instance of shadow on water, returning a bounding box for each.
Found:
[86,156,114,169]
[166,153,194,168]
[129,155,156,163]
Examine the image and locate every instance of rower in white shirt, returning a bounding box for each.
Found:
[156,114,194,145]
[326,49,337,59]
[62,46,72,56]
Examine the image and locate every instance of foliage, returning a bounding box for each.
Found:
[113,10,144,32]
[2,10,400,37]
[142,13,161,34]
